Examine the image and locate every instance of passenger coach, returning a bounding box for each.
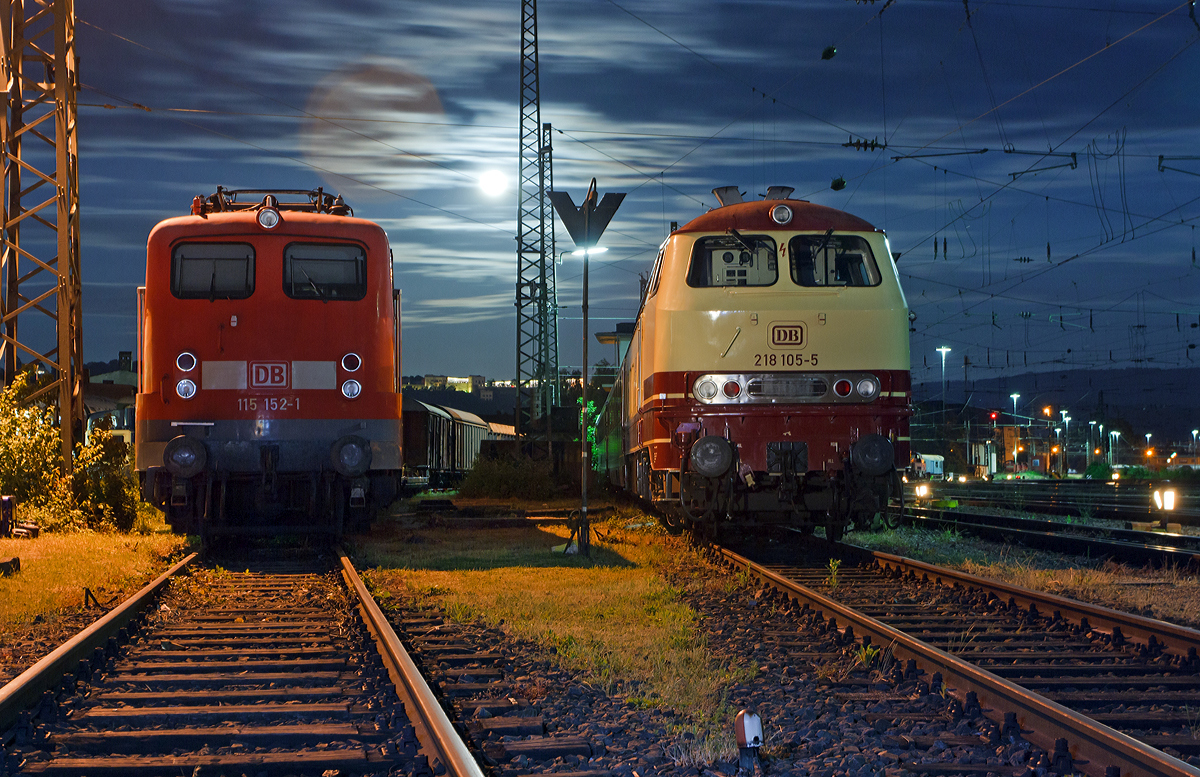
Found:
[595,186,911,541]
[136,188,402,536]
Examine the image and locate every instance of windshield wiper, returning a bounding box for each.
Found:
[209,264,217,302]
[727,228,757,254]
[812,228,835,257]
[302,269,328,303]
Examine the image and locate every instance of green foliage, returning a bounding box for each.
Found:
[825,558,841,588]
[456,455,556,499]
[1084,461,1112,480]
[0,372,138,532]
[852,642,881,667]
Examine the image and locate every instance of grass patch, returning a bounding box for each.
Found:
[0,532,188,627]
[356,519,754,746]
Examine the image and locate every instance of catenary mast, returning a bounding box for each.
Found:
[1,0,84,469]
[515,0,559,452]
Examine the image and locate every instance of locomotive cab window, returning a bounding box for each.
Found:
[284,243,367,300]
[171,242,255,300]
[789,234,882,287]
[687,234,777,287]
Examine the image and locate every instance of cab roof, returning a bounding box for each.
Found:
[677,198,879,234]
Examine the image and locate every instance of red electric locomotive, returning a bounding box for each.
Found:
[594,187,911,540]
[135,188,402,536]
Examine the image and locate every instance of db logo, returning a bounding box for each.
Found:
[769,322,806,349]
[249,362,289,388]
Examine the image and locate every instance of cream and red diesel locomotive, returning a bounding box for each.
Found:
[594,187,911,540]
[135,188,402,536]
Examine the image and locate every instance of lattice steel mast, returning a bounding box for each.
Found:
[515,0,559,447]
[1,0,83,469]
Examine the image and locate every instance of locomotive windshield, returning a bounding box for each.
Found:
[171,242,255,300]
[789,234,882,287]
[283,243,367,300]
[687,234,777,287]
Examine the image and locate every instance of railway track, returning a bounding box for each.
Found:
[0,547,484,777]
[902,505,1200,566]
[926,480,1200,526]
[718,536,1200,777]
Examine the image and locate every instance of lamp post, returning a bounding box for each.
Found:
[1061,411,1070,475]
[1088,421,1096,468]
[936,347,951,424]
[548,178,626,558]
[1054,428,1062,476]
[1010,393,1020,469]
[1193,429,1199,458]
[1111,430,1120,466]
[575,244,606,554]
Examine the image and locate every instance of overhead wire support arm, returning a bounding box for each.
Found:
[892,149,988,161]
[1004,146,1078,179]
[1158,155,1200,177]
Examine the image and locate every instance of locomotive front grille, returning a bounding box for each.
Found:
[746,376,827,399]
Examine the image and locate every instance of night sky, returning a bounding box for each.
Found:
[72,0,1200,389]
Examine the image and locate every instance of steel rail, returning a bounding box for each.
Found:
[909,506,1200,551]
[0,552,198,733]
[337,547,485,777]
[868,548,1200,662]
[905,507,1200,565]
[716,545,1200,777]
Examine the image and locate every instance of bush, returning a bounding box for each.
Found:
[0,372,138,532]
[457,455,556,500]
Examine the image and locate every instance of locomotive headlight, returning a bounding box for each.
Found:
[690,435,734,478]
[330,434,372,477]
[257,207,281,229]
[176,352,197,372]
[694,379,718,401]
[856,377,879,399]
[341,353,362,372]
[341,379,362,399]
[176,379,197,399]
[770,204,793,224]
[163,435,207,478]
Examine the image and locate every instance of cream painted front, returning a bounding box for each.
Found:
[633,231,910,379]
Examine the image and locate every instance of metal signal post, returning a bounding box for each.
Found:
[550,179,624,556]
[1,0,84,469]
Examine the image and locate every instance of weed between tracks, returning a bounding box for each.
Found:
[356,516,755,759]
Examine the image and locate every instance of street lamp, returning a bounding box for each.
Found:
[1010,393,1020,469]
[1061,412,1070,475]
[1193,429,1199,458]
[937,347,951,423]
[1111,430,1120,466]
[574,243,607,554]
[1088,421,1096,467]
